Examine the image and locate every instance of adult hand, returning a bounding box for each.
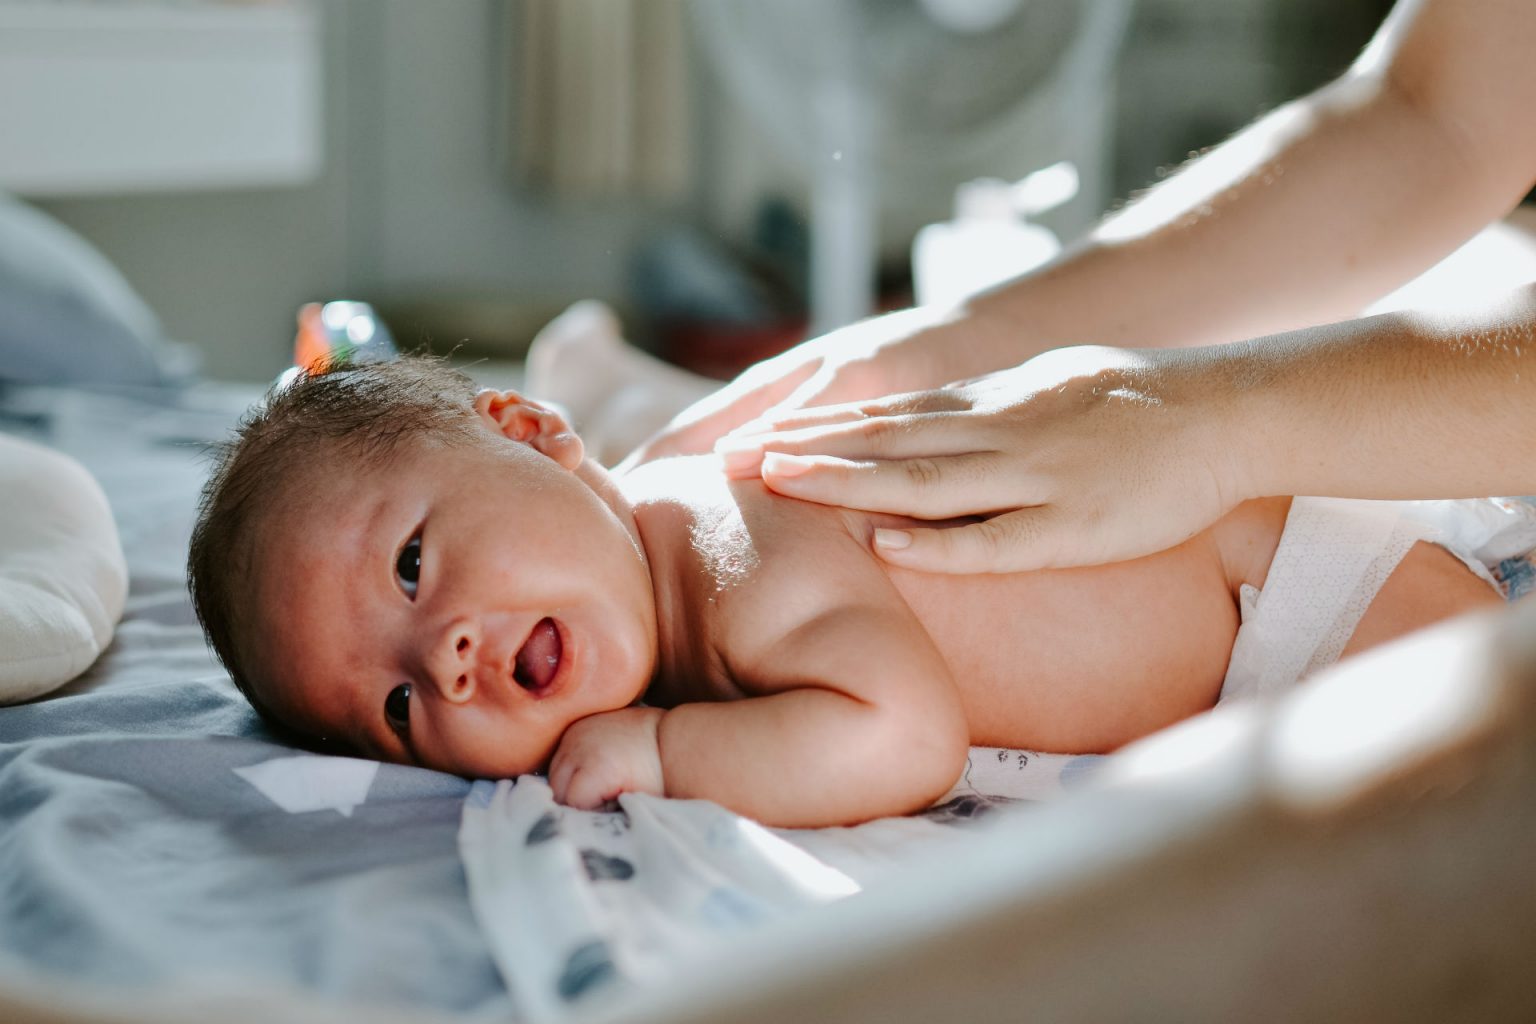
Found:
[623,306,1012,467]
[717,345,1250,573]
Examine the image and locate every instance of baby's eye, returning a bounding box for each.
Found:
[385,683,411,736]
[396,535,422,597]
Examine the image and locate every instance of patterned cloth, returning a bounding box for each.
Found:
[460,777,979,1021]
[1491,552,1536,600]
[1490,497,1536,600]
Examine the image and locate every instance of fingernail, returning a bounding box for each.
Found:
[713,433,754,453]
[717,444,762,474]
[762,453,809,478]
[874,528,911,551]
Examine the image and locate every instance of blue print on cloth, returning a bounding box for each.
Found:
[557,940,617,1002]
[1060,755,1106,789]
[526,811,561,845]
[1493,553,1536,601]
[919,793,1018,825]
[580,849,635,881]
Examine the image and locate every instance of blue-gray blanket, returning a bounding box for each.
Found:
[0,383,511,1017]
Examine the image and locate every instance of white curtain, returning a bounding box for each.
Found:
[511,0,692,200]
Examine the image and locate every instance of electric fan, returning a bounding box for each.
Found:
[689,0,1132,334]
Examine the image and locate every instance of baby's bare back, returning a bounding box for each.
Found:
[875,512,1249,752]
[640,459,1497,759]
[847,494,1498,752]
[664,467,1268,754]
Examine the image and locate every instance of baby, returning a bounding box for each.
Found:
[188,356,1500,828]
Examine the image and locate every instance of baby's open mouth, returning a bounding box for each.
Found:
[513,617,562,695]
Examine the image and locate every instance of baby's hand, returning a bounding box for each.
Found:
[548,706,665,810]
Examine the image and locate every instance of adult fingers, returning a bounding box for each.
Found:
[719,413,984,478]
[630,356,823,462]
[759,451,1030,520]
[684,357,822,441]
[869,509,1077,574]
[732,386,971,439]
[732,400,870,439]
[722,377,873,447]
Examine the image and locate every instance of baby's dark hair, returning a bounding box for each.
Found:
[187,355,482,721]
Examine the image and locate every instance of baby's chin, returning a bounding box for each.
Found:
[422,742,552,782]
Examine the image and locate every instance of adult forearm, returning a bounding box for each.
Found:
[645,0,1536,458]
[958,73,1521,368]
[1206,286,1536,502]
[980,84,1487,348]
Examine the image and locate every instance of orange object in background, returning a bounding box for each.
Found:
[292,301,397,371]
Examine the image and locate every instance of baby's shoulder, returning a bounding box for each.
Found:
[628,455,870,585]
[715,481,910,678]
[634,457,903,673]
[730,470,878,586]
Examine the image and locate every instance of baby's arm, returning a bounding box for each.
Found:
[660,603,969,827]
[550,600,969,828]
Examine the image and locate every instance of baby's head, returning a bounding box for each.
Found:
[188,356,658,778]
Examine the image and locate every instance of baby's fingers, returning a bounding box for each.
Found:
[549,755,599,810]
[562,767,628,811]
[547,748,577,803]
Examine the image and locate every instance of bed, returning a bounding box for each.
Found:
[4,197,1536,1023]
[0,372,1104,1022]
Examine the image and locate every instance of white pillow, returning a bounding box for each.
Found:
[0,434,127,703]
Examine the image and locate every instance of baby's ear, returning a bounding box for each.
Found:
[473,390,584,470]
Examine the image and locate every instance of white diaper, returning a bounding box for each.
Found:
[948,497,1536,807]
[1219,497,1529,702]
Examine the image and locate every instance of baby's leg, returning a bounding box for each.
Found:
[1343,541,1503,658]
[525,301,718,465]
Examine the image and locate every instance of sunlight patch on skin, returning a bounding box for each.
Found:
[1091,97,1325,245]
[1392,287,1536,356]
[1022,344,1156,377]
[690,504,760,595]
[625,456,762,594]
[1371,242,1536,319]
[1349,0,1413,77]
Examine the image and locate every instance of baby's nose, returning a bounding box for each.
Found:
[430,621,480,703]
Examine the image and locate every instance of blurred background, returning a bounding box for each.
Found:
[1,0,1394,384]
